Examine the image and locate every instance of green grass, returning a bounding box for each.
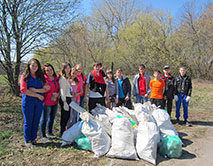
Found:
[0,130,13,140]
[0,75,8,85]
[0,131,13,159]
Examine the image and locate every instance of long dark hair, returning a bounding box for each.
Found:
[59,62,71,79]
[23,58,46,84]
[43,63,57,77]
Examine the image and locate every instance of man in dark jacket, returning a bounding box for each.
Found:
[115,68,132,109]
[174,66,192,126]
[162,65,175,116]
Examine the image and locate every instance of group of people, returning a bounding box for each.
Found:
[20,58,192,148]
[20,59,87,148]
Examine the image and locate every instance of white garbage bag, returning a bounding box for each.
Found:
[92,104,118,120]
[136,121,160,165]
[152,108,178,137]
[134,103,152,115]
[81,120,110,158]
[93,113,112,133]
[106,117,138,160]
[61,121,84,147]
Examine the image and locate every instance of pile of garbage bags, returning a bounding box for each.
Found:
[61,102,182,165]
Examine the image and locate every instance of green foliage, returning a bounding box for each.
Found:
[116,11,173,74]
[32,1,212,79]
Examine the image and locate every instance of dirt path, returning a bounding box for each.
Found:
[157,124,213,166]
[107,123,213,166]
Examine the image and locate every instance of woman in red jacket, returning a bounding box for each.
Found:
[40,63,60,141]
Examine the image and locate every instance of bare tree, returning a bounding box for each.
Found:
[0,0,79,95]
[177,1,213,78]
[93,0,142,41]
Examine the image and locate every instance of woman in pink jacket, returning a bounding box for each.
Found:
[40,63,60,141]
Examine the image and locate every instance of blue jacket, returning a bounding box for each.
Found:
[133,73,151,96]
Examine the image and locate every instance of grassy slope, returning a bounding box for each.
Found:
[0,79,213,165]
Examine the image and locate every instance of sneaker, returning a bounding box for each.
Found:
[40,137,49,142]
[31,140,37,145]
[25,141,34,148]
[176,119,181,125]
[185,121,192,127]
[47,133,56,138]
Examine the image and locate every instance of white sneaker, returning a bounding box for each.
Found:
[40,137,49,142]
[25,142,34,149]
[47,133,56,138]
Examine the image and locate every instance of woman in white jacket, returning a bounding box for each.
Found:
[59,62,72,136]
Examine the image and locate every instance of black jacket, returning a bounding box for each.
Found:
[162,74,175,99]
[116,76,131,98]
[174,75,192,96]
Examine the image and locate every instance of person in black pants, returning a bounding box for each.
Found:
[162,65,175,116]
[115,68,132,109]
[86,62,109,113]
[58,62,72,136]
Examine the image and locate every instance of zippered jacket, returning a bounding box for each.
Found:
[174,75,192,96]
[133,73,150,96]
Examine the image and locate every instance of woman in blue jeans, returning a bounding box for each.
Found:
[40,63,60,141]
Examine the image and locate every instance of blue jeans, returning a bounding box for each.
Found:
[40,104,58,137]
[176,94,189,121]
[136,94,148,104]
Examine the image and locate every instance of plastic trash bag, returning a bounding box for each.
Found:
[61,121,84,147]
[159,135,182,158]
[75,134,92,150]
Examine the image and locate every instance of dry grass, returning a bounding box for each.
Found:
[0,80,213,165]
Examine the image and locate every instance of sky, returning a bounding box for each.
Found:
[80,0,210,18]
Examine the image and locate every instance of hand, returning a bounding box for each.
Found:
[71,92,76,98]
[63,102,69,111]
[185,96,191,102]
[37,94,44,101]
[125,96,129,101]
[174,95,178,102]
[106,96,110,102]
[164,96,167,100]
[115,98,119,104]
[29,88,37,92]
[43,85,50,90]
[144,94,149,98]
[84,95,88,103]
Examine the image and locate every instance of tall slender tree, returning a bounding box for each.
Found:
[0,0,79,95]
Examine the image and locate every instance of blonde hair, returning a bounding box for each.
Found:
[75,64,82,70]
[71,67,78,76]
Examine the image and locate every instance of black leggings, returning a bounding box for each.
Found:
[59,97,71,136]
